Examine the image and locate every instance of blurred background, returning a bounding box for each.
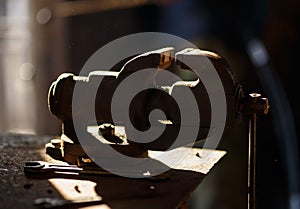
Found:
[0,0,299,208]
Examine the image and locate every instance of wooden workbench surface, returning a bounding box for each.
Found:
[0,133,222,209]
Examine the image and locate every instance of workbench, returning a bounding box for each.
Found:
[0,133,225,209]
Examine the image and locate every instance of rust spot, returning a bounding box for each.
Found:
[196,153,201,158]
[74,185,81,193]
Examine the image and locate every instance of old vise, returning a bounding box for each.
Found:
[46,47,243,167]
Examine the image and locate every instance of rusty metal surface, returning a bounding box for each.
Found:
[149,147,226,174]
[0,133,212,209]
[0,133,63,209]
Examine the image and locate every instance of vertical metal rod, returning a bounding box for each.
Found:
[248,113,257,209]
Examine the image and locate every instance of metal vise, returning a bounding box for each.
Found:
[46,47,244,166]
